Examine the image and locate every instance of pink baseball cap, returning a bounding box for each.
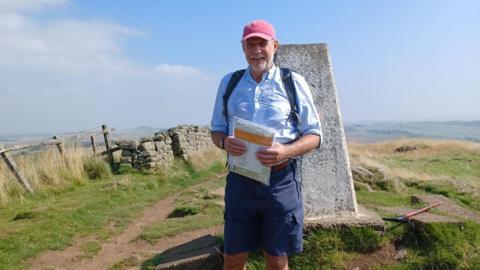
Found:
[242,19,276,41]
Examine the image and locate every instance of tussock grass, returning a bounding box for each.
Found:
[83,157,112,180]
[185,146,226,171]
[0,145,97,203]
[349,139,480,192]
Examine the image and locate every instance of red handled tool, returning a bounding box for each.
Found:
[382,202,443,223]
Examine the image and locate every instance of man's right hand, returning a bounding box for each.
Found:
[224,136,247,156]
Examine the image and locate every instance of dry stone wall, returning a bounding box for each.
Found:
[117,140,139,165]
[168,125,212,160]
[115,125,213,170]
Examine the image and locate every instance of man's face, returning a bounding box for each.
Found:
[243,37,278,74]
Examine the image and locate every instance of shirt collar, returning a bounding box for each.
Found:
[265,63,276,80]
[246,63,277,83]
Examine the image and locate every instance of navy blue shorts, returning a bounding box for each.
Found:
[223,161,304,256]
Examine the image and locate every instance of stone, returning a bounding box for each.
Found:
[275,44,357,217]
[304,205,385,233]
[139,141,155,151]
[351,165,374,179]
[140,136,153,143]
[354,181,374,192]
[116,140,138,151]
[143,162,158,169]
[394,246,407,261]
[155,141,167,149]
[120,157,132,163]
[144,156,161,162]
[154,235,222,270]
[121,150,132,157]
[394,145,417,153]
[141,149,157,157]
[153,133,167,141]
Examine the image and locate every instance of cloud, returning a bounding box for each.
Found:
[0,1,218,135]
[0,12,143,73]
[0,0,69,13]
[155,64,202,77]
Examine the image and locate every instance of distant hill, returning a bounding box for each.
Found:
[0,126,165,147]
[345,121,480,143]
[111,126,165,140]
[2,121,479,146]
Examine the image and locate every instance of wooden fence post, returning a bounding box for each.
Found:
[0,148,33,193]
[90,135,97,155]
[53,136,69,167]
[102,124,115,169]
[52,136,64,155]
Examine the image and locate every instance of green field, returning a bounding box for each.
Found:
[0,139,479,270]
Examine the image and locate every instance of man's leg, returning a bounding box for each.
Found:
[264,251,288,270]
[224,252,249,270]
[260,163,301,270]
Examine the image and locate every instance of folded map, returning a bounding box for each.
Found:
[228,117,276,185]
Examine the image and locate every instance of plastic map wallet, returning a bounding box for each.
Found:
[228,117,276,185]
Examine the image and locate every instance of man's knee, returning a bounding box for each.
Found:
[264,251,288,270]
[224,252,248,270]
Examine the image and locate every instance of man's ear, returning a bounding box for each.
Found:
[273,40,279,52]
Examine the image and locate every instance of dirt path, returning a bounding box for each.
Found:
[29,174,226,270]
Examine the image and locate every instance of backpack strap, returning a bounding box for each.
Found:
[280,68,299,127]
[223,69,245,131]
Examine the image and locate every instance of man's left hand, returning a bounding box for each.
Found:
[256,142,290,167]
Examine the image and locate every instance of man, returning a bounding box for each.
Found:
[210,19,322,270]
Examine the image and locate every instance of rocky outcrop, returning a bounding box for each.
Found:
[394,145,417,153]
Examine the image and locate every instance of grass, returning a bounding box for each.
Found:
[246,227,382,270]
[385,152,480,182]
[139,186,225,270]
[380,221,480,270]
[348,139,480,185]
[247,138,480,270]
[245,221,480,270]
[0,145,92,203]
[350,138,480,209]
[0,157,226,270]
[80,241,102,258]
[356,190,412,207]
[1,137,479,269]
[139,186,224,244]
[83,157,112,180]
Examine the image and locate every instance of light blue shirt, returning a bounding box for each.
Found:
[211,64,322,145]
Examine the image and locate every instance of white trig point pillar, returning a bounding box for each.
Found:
[275,44,382,229]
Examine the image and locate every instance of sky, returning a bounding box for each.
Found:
[0,0,479,135]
